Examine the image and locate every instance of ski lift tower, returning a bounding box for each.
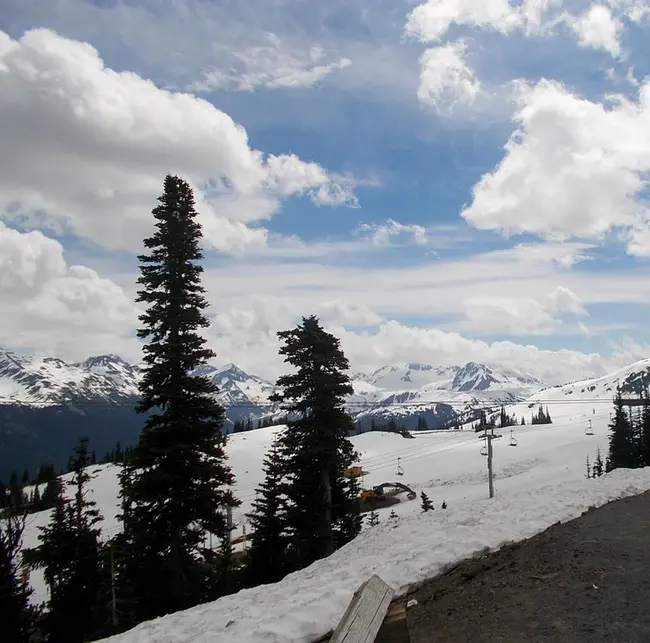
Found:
[478,421,501,499]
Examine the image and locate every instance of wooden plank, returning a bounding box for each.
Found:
[330,575,394,643]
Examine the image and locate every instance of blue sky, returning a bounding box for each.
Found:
[1,0,650,383]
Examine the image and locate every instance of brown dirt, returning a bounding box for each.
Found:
[406,491,650,643]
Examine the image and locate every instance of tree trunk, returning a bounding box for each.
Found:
[321,469,334,557]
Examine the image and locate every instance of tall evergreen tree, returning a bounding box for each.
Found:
[270,316,362,570]
[640,393,650,468]
[607,390,636,471]
[118,175,239,623]
[245,441,290,586]
[24,439,105,643]
[593,447,604,478]
[0,511,36,643]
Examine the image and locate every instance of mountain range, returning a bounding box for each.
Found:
[2,349,650,479]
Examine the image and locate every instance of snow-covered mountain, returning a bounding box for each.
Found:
[349,362,545,428]
[0,351,545,426]
[0,351,140,405]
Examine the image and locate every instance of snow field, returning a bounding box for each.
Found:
[21,397,650,643]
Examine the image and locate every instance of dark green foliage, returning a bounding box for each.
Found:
[245,441,290,586]
[23,438,105,643]
[0,511,38,643]
[592,447,604,478]
[640,393,650,468]
[388,510,398,520]
[585,455,591,479]
[420,491,434,512]
[367,509,379,527]
[607,390,637,471]
[118,175,239,623]
[531,405,552,425]
[498,406,517,428]
[269,315,362,571]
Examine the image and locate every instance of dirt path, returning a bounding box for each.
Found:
[407,491,650,643]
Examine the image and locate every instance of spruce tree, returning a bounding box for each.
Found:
[118,175,238,623]
[420,491,434,512]
[367,509,379,527]
[593,447,604,478]
[585,455,591,479]
[640,395,650,468]
[0,511,36,643]
[25,439,105,643]
[608,390,636,470]
[245,441,290,586]
[270,315,361,570]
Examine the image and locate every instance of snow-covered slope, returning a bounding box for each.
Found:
[20,401,650,643]
[502,357,650,427]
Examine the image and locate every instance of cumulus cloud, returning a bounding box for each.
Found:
[404,0,562,43]
[566,5,624,57]
[0,29,355,254]
[417,41,481,113]
[461,286,586,335]
[0,223,139,359]
[461,78,650,254]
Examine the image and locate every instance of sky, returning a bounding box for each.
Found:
[1,0,650,385]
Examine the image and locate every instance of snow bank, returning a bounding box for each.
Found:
[99,467,650,643]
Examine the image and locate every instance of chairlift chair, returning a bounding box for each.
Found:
[585,420,594,436]
[508,430,518,447]
[480,444,488,457]
[396,457,404,476]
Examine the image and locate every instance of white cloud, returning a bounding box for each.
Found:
[417,41,482,112]
[404,0,563,43]
[0,223,139,359]
[606,0,650,22]
[356,219,429,247]
[461,78,650,254]
[461,286,586,335]
[566,5,623,57]
[0,29,355,254]
[189,36,352,92]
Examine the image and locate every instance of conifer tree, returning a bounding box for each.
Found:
[367,509,379,527]
[0,510,36,643]
[641,395,650,468]
[593,447,604,478]
[270,315,361,570]
[420,491,434,512]
[585,455,591,479]
[607,390,636,471]
[245,441,290,586]
[24,439,105,643]
[118,175,238,623]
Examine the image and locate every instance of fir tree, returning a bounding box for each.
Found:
[0,510,37,643]
[269,315,361,570]
[24,439,105,643]
[593,447,604,478]
[367,509,379,527]
[641,394,650,468]
[388,510,398,520]
[585,455,591,479]
[118,175,238,623]
[420,491,434,512]
[245,441,290,586]
[607,390,636,470]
